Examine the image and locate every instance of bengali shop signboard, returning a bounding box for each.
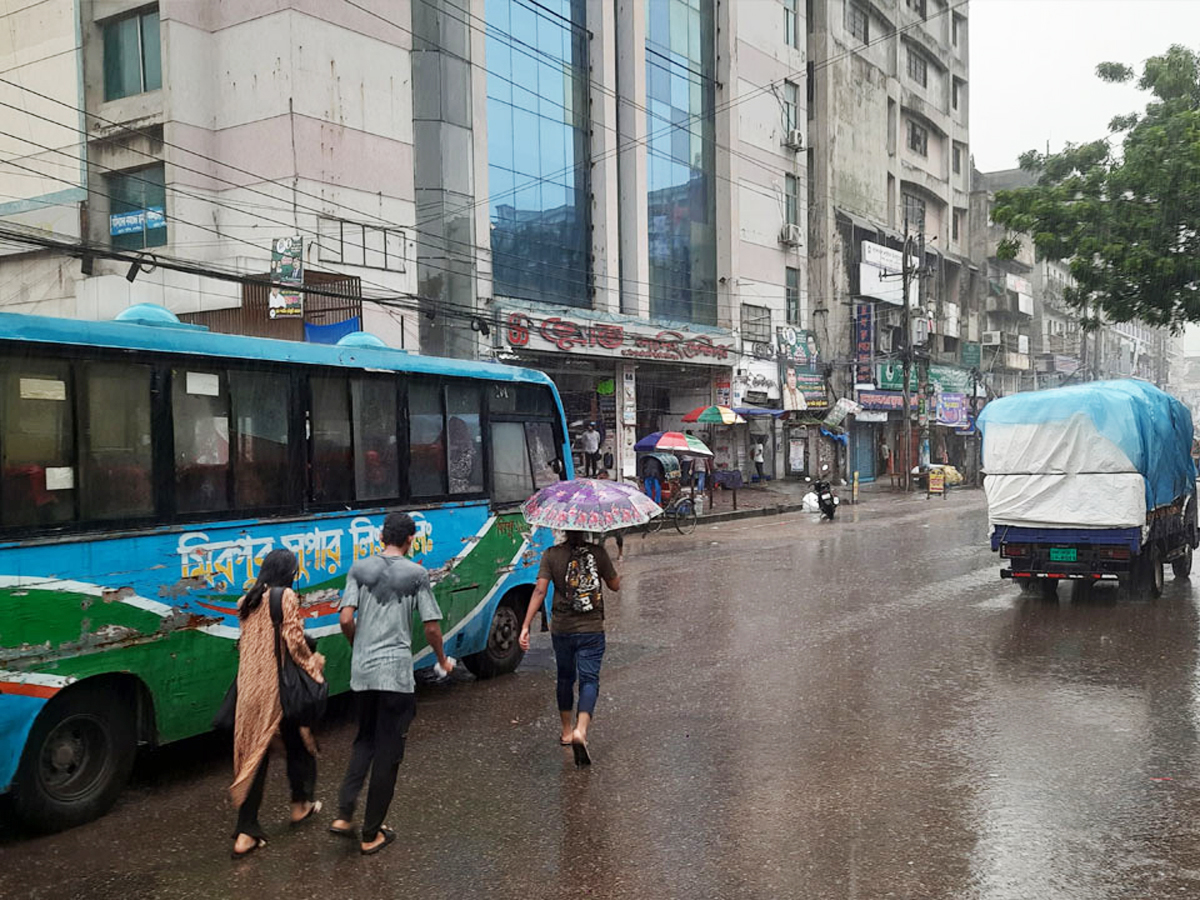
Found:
[855,303,874,385]
[876,362,973,393]
[500,307,735,367]
[777,327,827,410]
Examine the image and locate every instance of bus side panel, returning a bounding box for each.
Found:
[0,503,545,758]
[0,694,47,792]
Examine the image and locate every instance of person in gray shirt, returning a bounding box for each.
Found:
[328,512,453,855]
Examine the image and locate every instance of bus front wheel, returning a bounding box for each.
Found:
[463,599,526,680]
[12,682,136,832]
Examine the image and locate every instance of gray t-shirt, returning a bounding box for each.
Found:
[339,553,444,693]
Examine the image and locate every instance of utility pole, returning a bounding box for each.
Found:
[901,216,913,492]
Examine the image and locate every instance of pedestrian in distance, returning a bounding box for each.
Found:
[519,531,620,766]
[329,512,455,855]
[595,469,625,560]
[579,422,602,477]
[752,440,765,481]
[229,548,326,859]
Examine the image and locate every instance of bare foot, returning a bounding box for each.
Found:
[290,800,320,823]
[560,729,574,744]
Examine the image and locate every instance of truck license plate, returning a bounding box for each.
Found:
[1050,548,1077,562]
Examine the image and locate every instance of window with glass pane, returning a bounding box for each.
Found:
[846,3,869,41]
[109,165,166,251]
[783,81,798,132]
[310,376,353,503]
[492,421,533,504]
[783,0,797,48]
[786,174,799,225]
[741,304,771,344]
[485,0,591,308]
[1,360,75,527]
[80,363,152,520]
[786,267,801,324]
[103,8,161,101]
[230,372,290,509]
[907,49,927,88]
[525,422,561,489]
[446,384,483,494]
[903,193,927,233]
[352,378,399,501]
[409,381,445,496]
[172,369,229,513]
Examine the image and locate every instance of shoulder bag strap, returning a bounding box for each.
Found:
[268,586,285,674]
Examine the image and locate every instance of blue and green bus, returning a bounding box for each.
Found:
[0,304,570,830]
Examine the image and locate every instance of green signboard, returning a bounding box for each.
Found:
[961,342,981,368]
[876,362,972,393]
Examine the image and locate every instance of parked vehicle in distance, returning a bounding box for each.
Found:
[979,380,1197,599]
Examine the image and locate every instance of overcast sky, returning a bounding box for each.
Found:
[970,0,1200,172]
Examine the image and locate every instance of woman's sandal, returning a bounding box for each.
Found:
[231,837,267,860]
[361,827,397,856]
[328,823,356,838]
[289,800,322,827]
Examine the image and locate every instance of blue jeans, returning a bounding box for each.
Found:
[645,476,661,504]
[551,632,606,717]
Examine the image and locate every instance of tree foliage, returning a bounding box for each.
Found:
[991,45,1200,329]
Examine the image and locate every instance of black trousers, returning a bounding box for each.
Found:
[234,721,316,840]
[337,690,416,841]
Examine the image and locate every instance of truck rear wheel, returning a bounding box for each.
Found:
[1172,544,1192,579]
[1149,545,1165,597]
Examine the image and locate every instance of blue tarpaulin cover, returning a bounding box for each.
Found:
[979,380,1194,527]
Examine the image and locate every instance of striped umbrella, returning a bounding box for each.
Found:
[633,431,714,457]
[681,405,746,425]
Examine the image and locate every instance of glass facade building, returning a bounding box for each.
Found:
[645,0,717,325]
[485,0,591,307]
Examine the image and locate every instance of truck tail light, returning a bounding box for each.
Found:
[1099,546,1131,560]
[1002,544,1029,558]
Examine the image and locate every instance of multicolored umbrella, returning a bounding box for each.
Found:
[681,405,746,425]
[522,479,662,532]
[633,431,714,457]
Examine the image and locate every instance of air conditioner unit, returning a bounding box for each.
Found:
[779,223,803,246]
[982,330,1002,346]
[783,129,804,151]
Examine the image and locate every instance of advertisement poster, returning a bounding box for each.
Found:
[789,438,805,472]
[777,327,827,410]
[269,235,304,319]
[935,392,967,428]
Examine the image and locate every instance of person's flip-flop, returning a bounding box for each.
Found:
[328,823,356,838]
[290,800,322,827]
[231,837,267,860]
[559,739,573,746]
[571,738,592,767]
[361,827,397,856]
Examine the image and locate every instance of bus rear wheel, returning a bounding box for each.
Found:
[1172,544,1193,579]
[464,600,526,680]
[13,683,136,832]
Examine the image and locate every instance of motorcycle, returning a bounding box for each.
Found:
[805,465,839,520]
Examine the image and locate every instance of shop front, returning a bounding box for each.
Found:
[496,303,735,481]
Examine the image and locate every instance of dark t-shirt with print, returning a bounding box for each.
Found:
[538,542,617,634]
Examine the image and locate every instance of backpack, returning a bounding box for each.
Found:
[562,544,604,616]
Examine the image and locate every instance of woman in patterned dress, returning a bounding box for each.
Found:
[231,548,326,858]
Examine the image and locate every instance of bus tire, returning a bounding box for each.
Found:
[1173,544,1193,579]
[12,682,137,832]
[1149,544,1165,597]
[463,598,526,680]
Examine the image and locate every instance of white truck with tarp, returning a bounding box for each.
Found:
[978,379,1197,597]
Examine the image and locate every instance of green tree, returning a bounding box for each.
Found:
[991,44,1200,329]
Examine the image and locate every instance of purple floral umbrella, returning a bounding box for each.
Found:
[522,479,663,532]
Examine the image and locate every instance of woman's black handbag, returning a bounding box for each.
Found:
[212,678,237,731]
[268,587,328,727]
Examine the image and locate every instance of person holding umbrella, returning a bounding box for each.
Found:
[518,479,660,765]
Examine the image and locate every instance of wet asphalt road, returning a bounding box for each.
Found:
[4,490,1200,899]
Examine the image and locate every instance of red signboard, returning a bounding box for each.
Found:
[504,312,734,365]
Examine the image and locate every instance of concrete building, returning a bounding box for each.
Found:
[806,0,973,483]
[0,0,814,485]
[0,0,417,346]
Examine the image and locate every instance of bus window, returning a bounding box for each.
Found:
[352,377,399,501]
[492,421,533,505]
[80,362,153,520]
[409,380,446,497]
[446,384,483,494]
[490,383,555,417]
[231,371,291,508]
[172,369,230,513]
[525,421,560,489]
[1,359,75,527]
[310,375,352,503]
